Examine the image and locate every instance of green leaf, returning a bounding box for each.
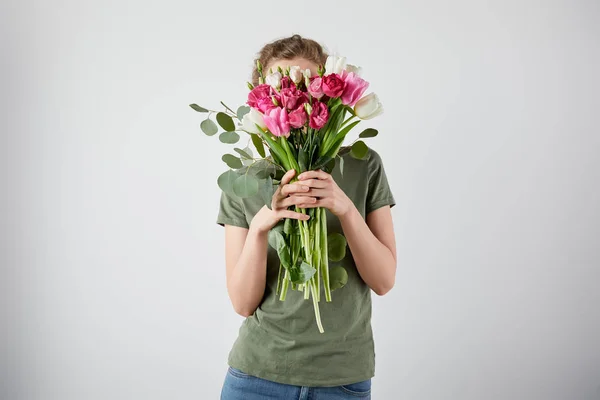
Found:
[222,154,243,169]
[260,176,275,209]
[288,261,317,284]
[219,131,240,144]
[250,133,266,158]
[190,103,208,112]
[322,158,336,174]
[216,112,235,131]
[298,146,308,172]
[200,119,218,136]
[328,232,347,262]
[329,265,348,290]
[359,128,378,138]
[284,217,296,235]
[350,140,369,160]
[268,223,285,250]
[237,106,250,120]
[245,159,281,179]
[234,147,253,160]
[232,174,259,198]
[217,170,238,196]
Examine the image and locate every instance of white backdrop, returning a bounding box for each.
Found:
[2,0,599,399]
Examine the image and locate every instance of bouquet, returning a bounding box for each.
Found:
[190,54,384,332]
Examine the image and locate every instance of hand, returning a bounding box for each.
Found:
[296,169,353,218]
[249,169,314,234]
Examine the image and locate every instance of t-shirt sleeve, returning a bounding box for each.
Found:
[216,190,250,229]
[365,148,396,215]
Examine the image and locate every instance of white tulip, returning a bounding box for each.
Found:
[345,63,362,76]
[354,93,384,120]
[265,70,282,90]
[325,54,347,75]
[242,108,266,134]
[289,66,303,84]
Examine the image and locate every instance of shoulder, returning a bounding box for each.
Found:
[338,144,385,170]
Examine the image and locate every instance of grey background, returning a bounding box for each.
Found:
[2,0,599,399]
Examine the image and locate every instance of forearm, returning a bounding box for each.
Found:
[228,226,269,316]
[339,205,396,295]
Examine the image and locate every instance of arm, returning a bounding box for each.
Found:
[223,170,314,317]
[339,204,397,295]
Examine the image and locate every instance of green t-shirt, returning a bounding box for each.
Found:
[216,146,396,387]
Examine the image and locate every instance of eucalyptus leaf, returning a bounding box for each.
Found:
[288,261,317,284]
[234,147,253,160]
[219,131,240,144]
[259,176,275,209]
[350,140,369,160]
[328,232,347,262]
[250,133,266,158]
[359,128,378,138]
[245,159,280,179]
[268,225,286,250]
[217,170,238,197]
[201,119,218,136]
[189,103,208,113]
[216,112,235,132]
[237,106,250,120]
[329,265,348,290]
[232,174,259,198]
[284,217,294,235]
[222,154,243,169]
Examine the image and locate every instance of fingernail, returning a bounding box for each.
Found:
[302,185,309,191]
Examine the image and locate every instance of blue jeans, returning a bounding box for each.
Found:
[221,366,372,399]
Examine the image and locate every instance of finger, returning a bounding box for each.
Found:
[280,195,317,208]
[278,210,310,220]
[280,182,310,197]
[295,178,328,189]
[280,169,297,186]
[297,170,330,181]
[295,199,323,208]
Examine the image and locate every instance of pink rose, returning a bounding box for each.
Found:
[308,77,324,99]
[279,87,308,110]
[263,107,291,137]
[340,71,369,107]
[280,76,292,89]
[288,106,308,128]
[256,96,278,114]
[321,74,345,98]
[247,84,272,108]
[309,100,329,129]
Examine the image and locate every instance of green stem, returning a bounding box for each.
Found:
[321,207,332,302]
[276,262,283,296]
[279,269,290,301]
[310,278,324,333]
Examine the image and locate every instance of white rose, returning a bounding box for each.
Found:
[303,68,311,87]
[354,93,384,120]
[345,64,362,77]
[265,70,282,90]
[289,66,303,84]
[242,108,266,134]
[325,54,347,75]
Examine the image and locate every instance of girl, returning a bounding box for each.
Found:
[217,34,397,400]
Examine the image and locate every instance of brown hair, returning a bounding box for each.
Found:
[251,34,329,86]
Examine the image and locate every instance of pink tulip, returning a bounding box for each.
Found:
[340,71,369,107]
[263,107,291,137]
